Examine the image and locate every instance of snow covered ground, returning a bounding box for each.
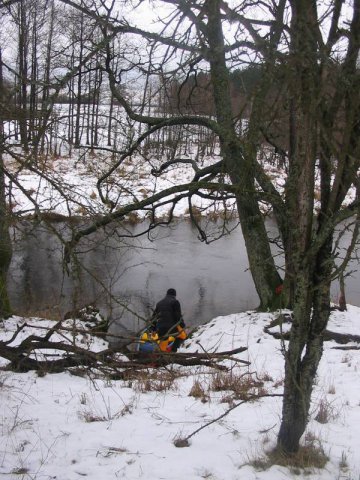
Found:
[1,306,360,480]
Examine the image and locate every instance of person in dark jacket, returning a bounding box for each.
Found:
[151,288,185,352]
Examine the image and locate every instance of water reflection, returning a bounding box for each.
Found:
[7,219,360,334]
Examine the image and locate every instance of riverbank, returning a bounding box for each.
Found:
[6,151,356,221]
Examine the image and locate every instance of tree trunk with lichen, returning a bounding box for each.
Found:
[206,0,282,310]
[277,0,331,452]
[277,237,333,452]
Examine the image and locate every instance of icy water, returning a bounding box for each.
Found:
[8,219,360,333]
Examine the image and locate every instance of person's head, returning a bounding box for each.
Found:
[166,288,176,297]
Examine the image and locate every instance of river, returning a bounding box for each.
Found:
[7,219,360,334]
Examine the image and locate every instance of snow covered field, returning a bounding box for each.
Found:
[1,306,360,480]
[5,138,356,221]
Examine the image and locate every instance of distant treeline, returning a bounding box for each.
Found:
[159,65,263,116]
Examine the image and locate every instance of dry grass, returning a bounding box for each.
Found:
[129,370,177,393]
[268,444,328,471]
[79,410,107,423]
[125,211,141,225]
[206,210,223,222]
[339,450,349,471]
[249,428,328,474]
[138,187,149,198]
[314,398,339,424]
[304,431,317,444]
[258,372,274,382]
[189,379,209,402]
[273,378,284,389]
[185,206,203,221]
[250,444,328,473]
[11,467,30,475]
[210,372,264,400]
[341,354,350,364]
[327,384,336,395]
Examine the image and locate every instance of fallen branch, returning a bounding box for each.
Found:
[174,393,283,447]
[13,321,132,342]
[323,330,360,344]
[0,324,249,373]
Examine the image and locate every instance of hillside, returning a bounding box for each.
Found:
[1,307,360,479]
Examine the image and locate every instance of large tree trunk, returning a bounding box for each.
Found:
[277,269,313,451]
[277,0,331,452]
[206,0,282,310]
[278,236,332,452]
[233,163,283,310]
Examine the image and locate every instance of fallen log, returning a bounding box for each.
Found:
[323,330,360,344]
[0,331,248,374]
[331,346,360,350]
[264,326,360,345]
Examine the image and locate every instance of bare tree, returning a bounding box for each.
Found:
[1,0,359,456]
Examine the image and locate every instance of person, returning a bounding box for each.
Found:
[151,288,186,352]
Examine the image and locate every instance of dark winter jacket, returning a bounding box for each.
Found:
[152,294,184,337]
